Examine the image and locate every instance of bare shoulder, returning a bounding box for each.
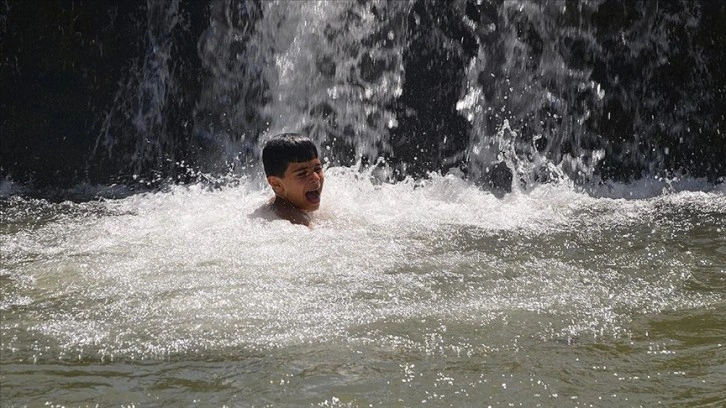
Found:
[250,197,311,227]
[271,197,311,227]
[249,202,277,222]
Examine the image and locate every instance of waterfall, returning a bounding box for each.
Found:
[87,0,204,185]
[194,0,412,173]
[152,0,726,188]
[0,0,723,191]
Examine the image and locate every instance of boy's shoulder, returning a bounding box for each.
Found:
[250,201,276,221]
[250,198,311,227]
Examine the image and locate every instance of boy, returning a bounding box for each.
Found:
[253,133,324,227]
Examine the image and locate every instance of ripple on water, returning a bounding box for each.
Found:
[1,173,725,406]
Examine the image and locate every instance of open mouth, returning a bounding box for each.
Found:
[305,189,321,204]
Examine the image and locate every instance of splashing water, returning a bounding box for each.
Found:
[2,170,725,405]
[194,0,412,172]
[2,0,725,406]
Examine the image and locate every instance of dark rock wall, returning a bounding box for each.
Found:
[1,0,207,188]
[590,0,726,181]
[1,0,724,190]
[1,0,139,186]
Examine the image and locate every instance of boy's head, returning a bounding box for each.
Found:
[262,133,324,212]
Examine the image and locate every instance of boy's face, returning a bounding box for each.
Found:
[268,157,324,212]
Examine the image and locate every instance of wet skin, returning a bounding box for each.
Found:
[266,158,324,226]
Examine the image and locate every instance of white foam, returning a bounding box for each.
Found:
[583,174,723,199]
[1,168,724,359]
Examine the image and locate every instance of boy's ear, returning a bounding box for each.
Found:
[267,176,285,195]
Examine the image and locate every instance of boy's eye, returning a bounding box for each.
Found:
[295,166,322,178]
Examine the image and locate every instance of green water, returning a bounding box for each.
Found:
[1,181,725,407]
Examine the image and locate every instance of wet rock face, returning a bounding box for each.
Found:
[456,0,725,186]
[1,0,724,191]
[1,0,136,187]
[378,0,725,186]
[588,0,726,182]
[386,0,477,179]
[1,0,207,188]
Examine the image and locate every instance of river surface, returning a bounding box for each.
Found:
[1,170,725,407]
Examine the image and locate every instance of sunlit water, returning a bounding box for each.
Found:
[1,169,725,407]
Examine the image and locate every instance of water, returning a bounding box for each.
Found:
[2,171,725,406]
[195,0,411,170]
[2,0,725,406]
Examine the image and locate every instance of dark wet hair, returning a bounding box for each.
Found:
[262,133,319,178]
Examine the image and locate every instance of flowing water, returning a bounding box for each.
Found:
[2,0,726,406]
[1,173,725,406]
